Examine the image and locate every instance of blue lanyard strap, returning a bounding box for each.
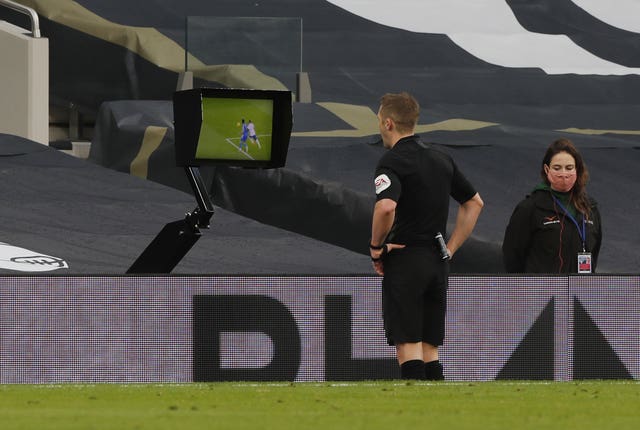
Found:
[552,196,587,251]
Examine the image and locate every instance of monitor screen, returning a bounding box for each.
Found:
[173,88,292,168]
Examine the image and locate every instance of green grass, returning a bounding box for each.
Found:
[0,381,639,429]
[198,97,273,161]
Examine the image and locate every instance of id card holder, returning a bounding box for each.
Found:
[578,252,592,274]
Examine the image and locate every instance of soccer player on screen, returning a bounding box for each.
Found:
[248,120,261,148]
[239,119,249,152]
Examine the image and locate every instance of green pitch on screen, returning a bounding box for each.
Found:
[197,98,273,161]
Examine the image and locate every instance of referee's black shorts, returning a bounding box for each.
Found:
[382,246,449,346]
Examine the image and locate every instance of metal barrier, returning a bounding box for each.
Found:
[0,0,40,37]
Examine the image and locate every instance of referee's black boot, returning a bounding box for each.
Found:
[424,360,444,380]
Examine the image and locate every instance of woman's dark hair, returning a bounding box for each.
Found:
[540,138,591,215]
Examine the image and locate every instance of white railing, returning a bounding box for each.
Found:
[0,0,41,37]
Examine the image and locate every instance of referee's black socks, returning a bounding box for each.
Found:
[400,359,445,380]
[424,360,444,380]
[400,360,425,380]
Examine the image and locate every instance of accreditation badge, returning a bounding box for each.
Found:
[578,252,592,274]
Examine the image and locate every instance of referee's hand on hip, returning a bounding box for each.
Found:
[370,243,405,276]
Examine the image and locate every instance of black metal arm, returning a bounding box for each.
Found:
[126,166,214,274]
[183,166,214,232]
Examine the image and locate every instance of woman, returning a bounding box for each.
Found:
[503,138,602,273]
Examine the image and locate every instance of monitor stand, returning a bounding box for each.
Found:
[127,166,214,274]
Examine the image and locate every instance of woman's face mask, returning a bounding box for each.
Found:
[545,151,577,192]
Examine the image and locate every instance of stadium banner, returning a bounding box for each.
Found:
[0,275,637,383]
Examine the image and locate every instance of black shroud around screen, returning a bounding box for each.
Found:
[173,88,293,168]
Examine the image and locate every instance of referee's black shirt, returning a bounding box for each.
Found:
[374,135,477,246]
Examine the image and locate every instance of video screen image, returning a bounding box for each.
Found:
[197,97,273,162]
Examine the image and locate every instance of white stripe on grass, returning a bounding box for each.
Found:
[225,137,255,160]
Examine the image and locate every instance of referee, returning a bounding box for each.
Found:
[370,92,484,380]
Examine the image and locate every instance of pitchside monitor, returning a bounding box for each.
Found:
[173,88,293,168]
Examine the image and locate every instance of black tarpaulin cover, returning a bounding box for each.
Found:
[3,0,640,273]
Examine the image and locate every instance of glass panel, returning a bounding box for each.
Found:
[186,16,302,90]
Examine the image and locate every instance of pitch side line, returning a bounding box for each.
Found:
[225,138,255,160]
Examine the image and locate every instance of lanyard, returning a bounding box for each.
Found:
[552,196,587,252]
